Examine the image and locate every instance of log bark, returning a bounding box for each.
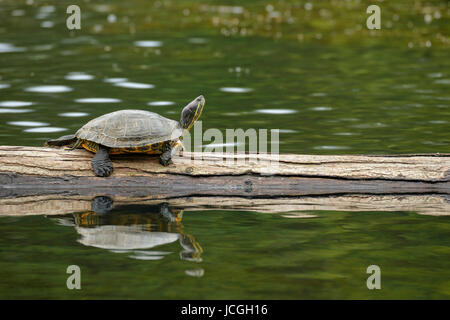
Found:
[0,146,449,197]
[1,146,449,216]
[0,146,449,181]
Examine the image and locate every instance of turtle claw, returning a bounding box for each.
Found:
[91,145,113,177]
[159,153,173,166]
[159,157,173,166]
[92,159,114,177]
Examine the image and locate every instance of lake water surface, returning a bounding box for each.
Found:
[0,0,449,299]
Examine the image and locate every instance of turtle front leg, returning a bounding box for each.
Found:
[160,140,184,166]
[91,145,114,177]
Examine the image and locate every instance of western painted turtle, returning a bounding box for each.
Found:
[45,95,205,177]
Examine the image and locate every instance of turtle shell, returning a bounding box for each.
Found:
[75,110,183,148]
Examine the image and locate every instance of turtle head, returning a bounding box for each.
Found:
[180,95,205,130]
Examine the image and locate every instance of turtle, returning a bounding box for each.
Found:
[45,95,205,177]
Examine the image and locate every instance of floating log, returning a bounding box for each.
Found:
[0,146,449,216]
[0,146,449,195]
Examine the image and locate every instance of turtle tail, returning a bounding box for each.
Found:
[44,134,80,149]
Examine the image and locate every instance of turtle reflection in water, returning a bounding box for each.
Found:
[51,196,203,262]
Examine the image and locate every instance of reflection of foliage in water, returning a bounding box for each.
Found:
[4,0,441,47]
[138,0,448,47]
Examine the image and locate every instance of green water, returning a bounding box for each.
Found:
[1,206,449,299]
[0,0,449,299]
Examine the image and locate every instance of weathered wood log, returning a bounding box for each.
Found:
[1,146,449,216]
[0,146,449,200]
[1,146,449,180]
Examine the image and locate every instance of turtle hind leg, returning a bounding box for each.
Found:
[44,134,77,147]
[91,145,114,177]
[68,139,82,150]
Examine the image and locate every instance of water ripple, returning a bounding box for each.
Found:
[8,121,49,127]
[428,73,443,78]
[429,120,448,124]
[129,255,164,261]
[0,108,34,113]
[113,82,154,89]
[33,44,54,52]
[435,79,450,85]
[75,98,121,103]
[11,9,25,17]
[188,38,208,44]
[333,132,360,136]
[40,21,54,28]
[311,106,333,111]
[0,43,26,53]
[220,87,253,93]
[65,72,94,81]
[25,85,73,93]
[311,92,327,97]
[39,5,56,13]
[58,112,89,117]
[255,109,297,115]
[314,145,350,150]
[24,127,67,133]
[35,6,55,20]
[104,78,128,83]
[0,101,34,107]
[134,40,163,48]
[352,122,387,129]
[148,101,175,106]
